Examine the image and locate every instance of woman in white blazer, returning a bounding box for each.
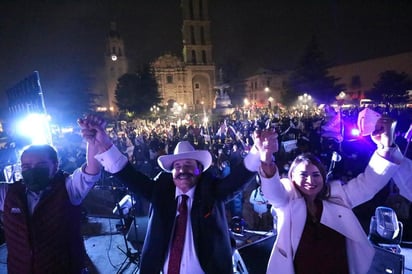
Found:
[392,123,412,201]
[247,116,403,274]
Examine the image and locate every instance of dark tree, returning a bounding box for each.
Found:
[284,36,345,106]
[368,70,412,106]
[115,65,161,119]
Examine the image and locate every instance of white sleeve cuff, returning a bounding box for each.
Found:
[94,145,128,174]
[243,145,260,172]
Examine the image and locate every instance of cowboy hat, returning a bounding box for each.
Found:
[157,141,212,173]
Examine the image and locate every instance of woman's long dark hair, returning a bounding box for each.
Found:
[288,153,330,199]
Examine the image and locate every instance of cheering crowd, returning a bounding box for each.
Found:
[53,105,412,234]
[0,105,411,273]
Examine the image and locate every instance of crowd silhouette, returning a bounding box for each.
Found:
[1,105,411,243]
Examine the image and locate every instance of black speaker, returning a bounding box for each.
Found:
[367,246,405,274]
[237,234,276,274]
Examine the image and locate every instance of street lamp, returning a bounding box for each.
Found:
[336,91,346,106]
[150,105,160,122]
[264,87,272,110]
[203,116,209,126]
[268,96,274,110]
[200,100,207,125]
[298,93,312,103]
[201,100,205,114]
[298,93,312,116]
[243,98,250,107]
[299,93,311,101]
[243,98,250,119]
[150,105,159,114]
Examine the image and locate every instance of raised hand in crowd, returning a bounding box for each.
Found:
[253,128,279,162]
[252,128,279,178]
[371,115,396,147]
[370,115,403,164]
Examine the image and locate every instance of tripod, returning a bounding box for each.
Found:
[114,192,141,274]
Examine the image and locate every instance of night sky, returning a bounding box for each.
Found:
[1,0,412,111]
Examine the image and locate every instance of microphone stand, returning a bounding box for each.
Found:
[404,138,410,156]
[403,124,412,156]
[326,151,341,181]
[115,193,140,274]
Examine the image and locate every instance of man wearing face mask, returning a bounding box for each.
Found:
[0,117,103,274]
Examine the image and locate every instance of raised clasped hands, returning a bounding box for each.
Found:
[77,114,113,154]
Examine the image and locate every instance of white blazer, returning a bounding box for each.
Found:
[393,156,412,201]
[260,152,400,274]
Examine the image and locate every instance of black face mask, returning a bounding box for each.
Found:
[21,167,51,192]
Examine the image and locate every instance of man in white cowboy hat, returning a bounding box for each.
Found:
[82,114,277,274]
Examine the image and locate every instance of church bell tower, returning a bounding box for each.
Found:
[181,0,216,112]
[104,21,128,113]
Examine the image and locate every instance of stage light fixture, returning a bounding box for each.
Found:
[368,206,403,253]
[112,194,135,216]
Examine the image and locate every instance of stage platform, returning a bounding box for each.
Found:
[0,216,142,274]
[0,216,411,274]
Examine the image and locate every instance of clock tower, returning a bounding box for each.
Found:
[103,21,128,113]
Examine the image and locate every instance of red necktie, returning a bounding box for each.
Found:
[168,195,188,274]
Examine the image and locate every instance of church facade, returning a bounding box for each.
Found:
[152,0,216,114]
[99,0,216,116]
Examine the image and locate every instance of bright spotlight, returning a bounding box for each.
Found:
[350,128,360,137]
[16,113,52,145]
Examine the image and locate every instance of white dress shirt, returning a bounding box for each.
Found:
[95,145,206,273]
[162,186,204,274]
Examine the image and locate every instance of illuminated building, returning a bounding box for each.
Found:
[152,0,216,113]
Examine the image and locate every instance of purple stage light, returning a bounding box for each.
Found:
[350,128,360,137]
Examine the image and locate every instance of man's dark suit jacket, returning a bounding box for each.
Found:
[113,160,255,274]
